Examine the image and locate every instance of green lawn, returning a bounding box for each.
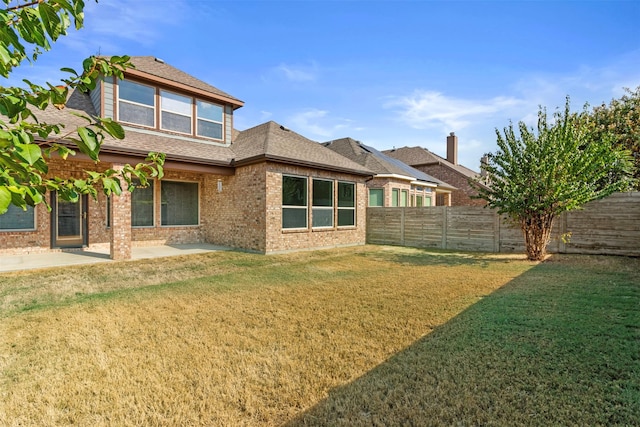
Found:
[0,246,638,426]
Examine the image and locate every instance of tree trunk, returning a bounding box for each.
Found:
[521,214,554,261]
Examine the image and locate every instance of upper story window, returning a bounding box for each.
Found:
[160,90,192,134]
[116,79,225,142]
[196,100,223,139]
[118,80,155,127]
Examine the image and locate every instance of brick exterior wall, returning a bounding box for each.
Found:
[263,163,367,253]
[413,164,486,207]
[0,159,368,257]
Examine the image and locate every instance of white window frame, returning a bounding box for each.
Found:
[196,100,224,140]
[160,90,193,135]
[282,174,308,230]
[312,178,334,229]
[337,181,356,227]
[117,79,156,128]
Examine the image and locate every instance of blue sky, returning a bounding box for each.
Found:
[5,0,639,170]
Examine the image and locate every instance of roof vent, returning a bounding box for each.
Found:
[154,57,165,64]
[280,125,290,132]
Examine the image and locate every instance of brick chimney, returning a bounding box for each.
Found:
[446,132,458,165]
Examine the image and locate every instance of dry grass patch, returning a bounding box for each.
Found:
[0,246,531,426]
[5,248,637,425]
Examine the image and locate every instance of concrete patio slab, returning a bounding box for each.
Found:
[0,244,232,273]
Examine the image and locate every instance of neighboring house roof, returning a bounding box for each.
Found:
[383,146,480,179]
[324,138,456,190]
[233,122,372,176]
[126,56,244,108]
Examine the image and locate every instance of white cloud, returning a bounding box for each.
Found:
[287,108,355,139]
[273,62,319,82]
[386,91,523,133]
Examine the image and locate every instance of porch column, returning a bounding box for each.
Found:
[110,163,132,260]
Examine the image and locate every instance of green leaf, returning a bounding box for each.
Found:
[0,186,10,214]
[76,126,99,160]
[99,118,125,139]
[14,142,42,165]
[39,2,63,41]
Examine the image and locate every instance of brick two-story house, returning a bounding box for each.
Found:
[384,133,487,206]
[0,57,373,258]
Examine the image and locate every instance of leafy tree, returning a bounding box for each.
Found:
[473,98,635,261]
[0,0,164,215]
[586,87,640,189]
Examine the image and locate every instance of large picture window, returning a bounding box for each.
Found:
[118,80,155,127]
[369,188,384,207]
[161,90,192,134]
[337,181,355,227]
[0,204,35,230]
[161,181,199,226]
[312,179,333,228]
[131,180,154,227]
[282,175,307,229]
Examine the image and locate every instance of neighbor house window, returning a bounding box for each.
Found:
[391,189,399,207]
[0,204,35,231]
[196,100,223,139]
[161,90,192,134]
[118,80,155,127]
[161,181,199,226]
[415,195,423,207]
[400,190,408,207]
[282,175,308,229]
[312,179,333,228]
[337,181,355,227]
[131,180,154,227]
[368,188,384,207]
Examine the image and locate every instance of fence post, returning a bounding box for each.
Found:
[441,207,448,249]
[494,211,500,253]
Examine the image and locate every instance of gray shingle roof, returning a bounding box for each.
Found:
[232,122,372,176]
[127,56,243,106]
[324,138,455,189]
[383,146,480,179]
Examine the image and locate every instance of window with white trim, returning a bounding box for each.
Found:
[282,175,308,229]
[391,189,399,207]
[161,181,199,226]
[368,188,384,207]
[118,80,155,127]
[161,90,192,134]
[337,181,355,227]
[0,204,35,230]
[116,79,225,141]
[196,100,223,139]
[312,179,333,228]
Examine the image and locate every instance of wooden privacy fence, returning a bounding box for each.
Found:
[366,192,640,256]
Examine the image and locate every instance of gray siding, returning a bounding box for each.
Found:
[225,105,232,144]
[102,78,114,119]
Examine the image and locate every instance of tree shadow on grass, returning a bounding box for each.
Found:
[284,256,640,426]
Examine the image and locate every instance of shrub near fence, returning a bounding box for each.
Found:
[366,192,640,257]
